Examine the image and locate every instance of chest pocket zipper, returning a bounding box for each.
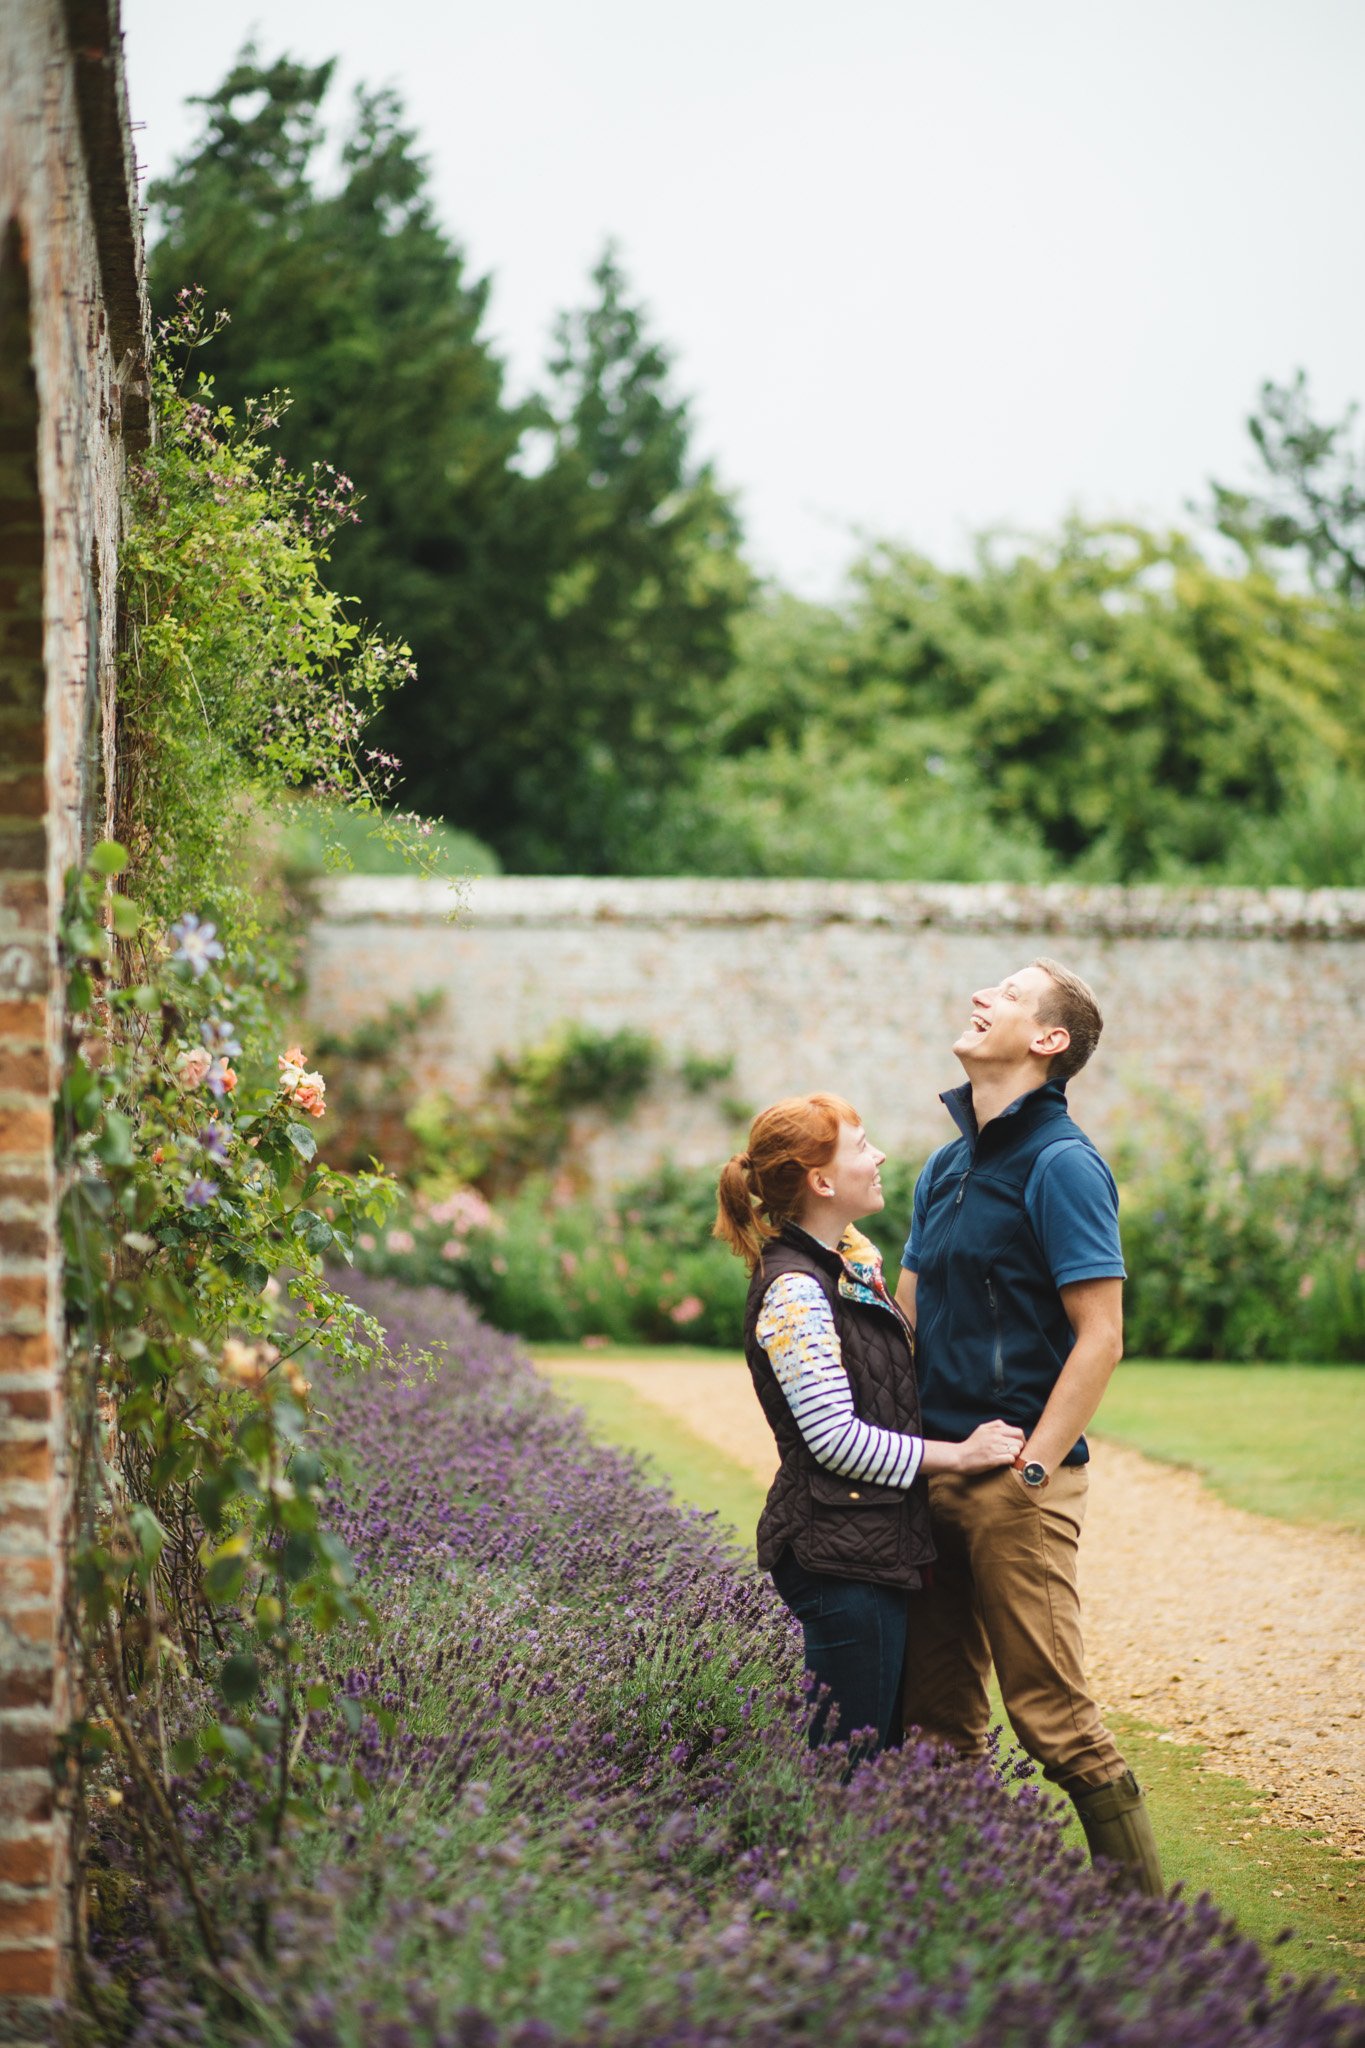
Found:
[985,1274,1004,1393]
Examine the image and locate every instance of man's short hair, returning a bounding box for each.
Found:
[1031,957,1103,1081]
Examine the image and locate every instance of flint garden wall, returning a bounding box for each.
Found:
[306,877,1365,1184]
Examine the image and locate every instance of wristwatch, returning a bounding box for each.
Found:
[1020,1460,1050,1489]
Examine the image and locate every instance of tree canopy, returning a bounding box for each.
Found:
[148,57,1365,887]
[148,56,749,872]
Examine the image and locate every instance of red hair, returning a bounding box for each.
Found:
[713,1093,860,1272]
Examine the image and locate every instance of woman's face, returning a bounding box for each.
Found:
[815,1120,887,1220]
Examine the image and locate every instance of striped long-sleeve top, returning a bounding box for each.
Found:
[756,1263,924,1489]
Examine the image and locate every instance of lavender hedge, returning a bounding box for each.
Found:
[90,1278,1364,2048]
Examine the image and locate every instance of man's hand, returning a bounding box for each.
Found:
[1018,1277,1123,1475]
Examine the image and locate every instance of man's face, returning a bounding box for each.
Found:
[952,964,1058,1069]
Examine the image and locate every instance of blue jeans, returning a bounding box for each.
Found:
[771,1546,910,1762]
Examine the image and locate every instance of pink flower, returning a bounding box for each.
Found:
[491,1255,508,1275]
[386,1228,416,1255]
[440,1238,467,1261]
[581,1333,610,1350]
[293,1071,326,1118]
[1297,1272,1316,1299]
[357,1233,376,1252]
[278,1046,308,1092]
[669,1294,705,1326]
[559,1249,579,1278]
[176,1046,212,1089]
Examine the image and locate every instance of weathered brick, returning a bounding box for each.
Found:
[0,1832,51,1886]
[0,1003,47,1046]
[0,723,45,767]
[0,1719,55,1771]
[0,1217,49,1260]
[0,828,46,873]
[0,1771,53,1826]
[0,1387,51,1421]
[0,1665,52,1711]
[7,1605,55,1647]
[0,1438,50,1485]
[0,1943,57,1996]
[0,1332,52,1371]
[0,1556,52,1597]
[0,878,47,925]
[0,1048,46,1095]
[0,771,46,817]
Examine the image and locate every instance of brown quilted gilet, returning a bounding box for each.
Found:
[744,1225,935,1588]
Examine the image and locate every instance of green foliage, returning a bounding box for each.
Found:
[1210,372,1365,604]
[119,293,439,945]
[656,525,1361,884]
[1115,1096,1365,1361]
[276,795,500,881]
[357,1103,1364,1363]
[60,849,399,1973]
[407,1023,660,1194]
[148,61,751,873]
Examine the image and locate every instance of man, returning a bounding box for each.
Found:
[894,957,1162,1893]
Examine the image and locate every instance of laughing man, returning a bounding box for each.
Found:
[894,957,1162,1893]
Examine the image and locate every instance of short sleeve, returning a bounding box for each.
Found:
[901,1151,940,1270]
[1026,1142,1126,1289]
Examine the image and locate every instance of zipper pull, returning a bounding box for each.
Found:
[955,1172,970,1208]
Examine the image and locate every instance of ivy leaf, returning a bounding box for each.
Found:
[110,894,142,939]
[220,1652,260,1706]
[286,1122,317,1163]
[89,840,129,876]
[94,1110,135,1168]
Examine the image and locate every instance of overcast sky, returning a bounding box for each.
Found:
[120,0,1365,598]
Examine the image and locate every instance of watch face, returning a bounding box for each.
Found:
[1023,1462,1047,1487]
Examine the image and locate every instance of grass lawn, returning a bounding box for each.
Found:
[549,1361,1364,1997]
[1097,1361,1363,1534]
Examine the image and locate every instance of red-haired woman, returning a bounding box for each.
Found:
[715,1093,1023,1761]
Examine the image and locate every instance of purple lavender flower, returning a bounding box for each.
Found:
[182,1176,218,1208]
[167,912,225,979]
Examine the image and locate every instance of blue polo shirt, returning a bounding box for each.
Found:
[901,1081,1125,1460]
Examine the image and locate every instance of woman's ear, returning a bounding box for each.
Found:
[806,1163,835,1201]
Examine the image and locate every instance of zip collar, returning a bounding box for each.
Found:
[941,1078,1070,1157]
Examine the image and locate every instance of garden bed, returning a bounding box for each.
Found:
[91,1279,1365,2046]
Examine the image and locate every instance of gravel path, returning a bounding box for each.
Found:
[541,1356,1365,1860]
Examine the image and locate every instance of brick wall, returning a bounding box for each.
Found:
[306,877,1365,1186]
[0,2,146,2035]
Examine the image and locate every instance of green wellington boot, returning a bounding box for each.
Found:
[1070,1770,1164,1897]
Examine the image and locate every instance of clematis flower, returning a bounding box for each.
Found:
[203,1016,244,1057]
[176,1046,212,1089]
[206,1058,238,1098]
[198,1124,230,1162]
[183,1176,219,1209]
[168,913,225,979]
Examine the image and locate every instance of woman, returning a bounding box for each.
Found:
[714,1093,1023,1762]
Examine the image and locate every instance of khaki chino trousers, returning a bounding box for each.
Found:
[902,1463,1125,1793]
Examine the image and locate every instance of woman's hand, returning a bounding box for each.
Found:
[955,1419,1027,1472]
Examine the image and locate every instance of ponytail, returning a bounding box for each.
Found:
[713,1094,860,1272]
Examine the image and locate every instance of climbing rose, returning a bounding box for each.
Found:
[176,1046,212,1089]
[293,1070,326,1118]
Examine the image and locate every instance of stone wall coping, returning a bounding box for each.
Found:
[316,875,1365,941]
